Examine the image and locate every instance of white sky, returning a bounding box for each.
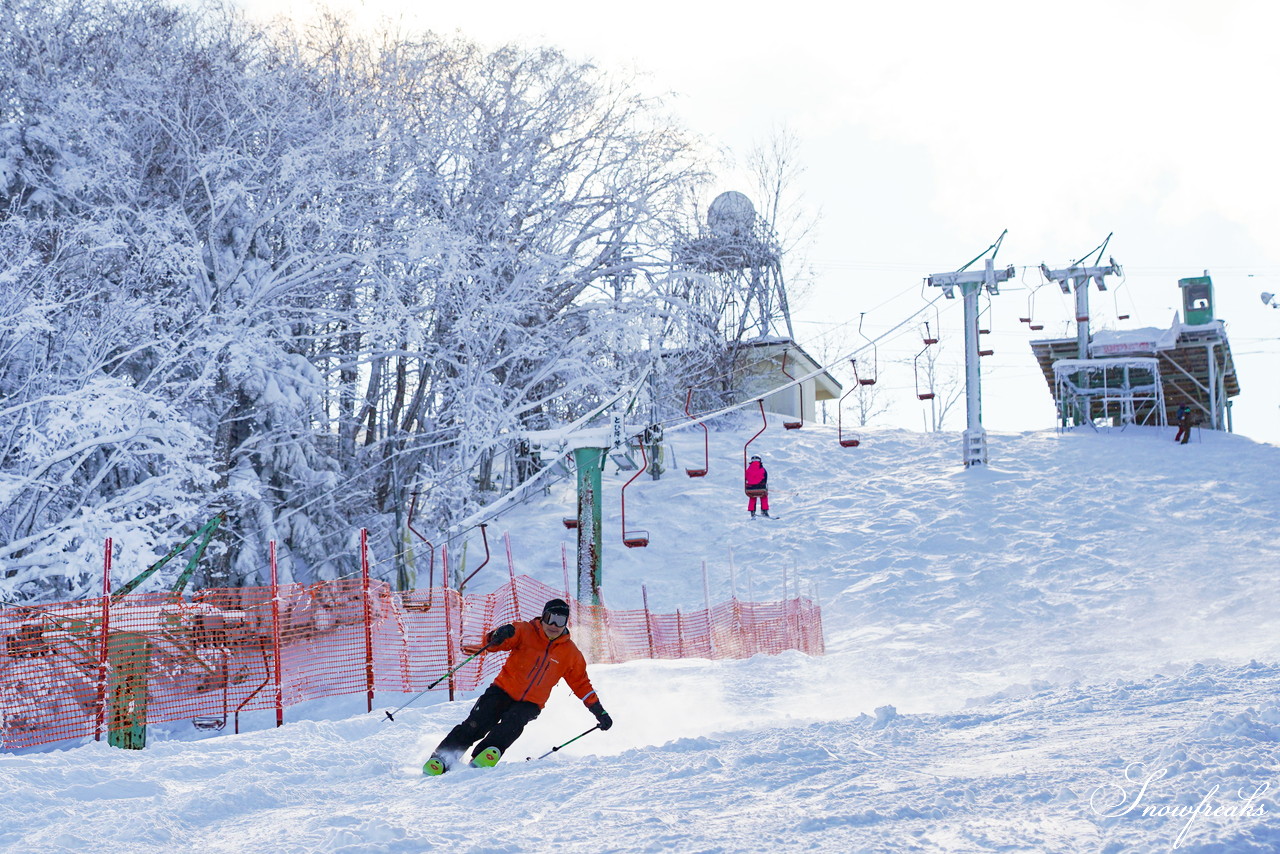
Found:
[252,0,1280,444]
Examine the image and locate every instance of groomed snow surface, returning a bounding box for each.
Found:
[4,420,1280,853]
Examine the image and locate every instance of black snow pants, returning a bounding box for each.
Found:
[433,685,541,765]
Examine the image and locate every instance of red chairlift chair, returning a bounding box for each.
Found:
[914,349,936,400]
[743,399,769,461]
[856,314,878,385]
[978,297,994,354]
[621,440,649,548]
[406,492,438,611]
[1022,287,1045,331]
[457,523,491,594]
[1114,289,1130,321]
[742,401,772,496]
[558,452,580,528]
[837,361,862,448]
[853,360,876,386]
[779,351,802,430]
[683,387,709,477]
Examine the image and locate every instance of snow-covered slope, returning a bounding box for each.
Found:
[4,421,1280,853]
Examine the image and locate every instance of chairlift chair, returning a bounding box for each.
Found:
[852,358,876,386]
[743,407,770,496]
[1021,287,1045,330]
[978,308,995,354]
[856,314,878,385]
[922,302,941,346]
[406,491,438,611]
[779,351,802,429]
[913,349,935,400]
[457,524,492,592]
[192,647,230,732]
[837,361,862,448]
[683,388,709,477]
[1113,290,1130,321]
[620,439,650,548]
[743,400,769,460]
[623,531,649,548]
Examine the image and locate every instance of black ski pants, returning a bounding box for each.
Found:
[434,684,541,764]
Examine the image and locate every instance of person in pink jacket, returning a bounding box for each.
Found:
[745,454,770,518]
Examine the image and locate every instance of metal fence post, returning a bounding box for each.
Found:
[701,560,714,659]
[360,529,374,713]
[94,538,112,741]
[641,584,656,658]
[676,609,684,657]
[270,541,283,728]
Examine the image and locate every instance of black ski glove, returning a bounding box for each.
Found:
[588,701,613,731]
[488,624,515,645]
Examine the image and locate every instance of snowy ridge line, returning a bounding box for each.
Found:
[0,569,821,751]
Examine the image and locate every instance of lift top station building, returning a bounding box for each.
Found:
[1030,271,1240,431]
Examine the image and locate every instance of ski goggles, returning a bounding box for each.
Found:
[541,611,569,628]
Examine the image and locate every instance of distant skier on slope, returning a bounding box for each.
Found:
[1174,404,1195,445]
[745,454,770,518]
[424,599,613,774]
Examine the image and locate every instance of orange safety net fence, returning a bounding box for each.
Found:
[0,574,823,749]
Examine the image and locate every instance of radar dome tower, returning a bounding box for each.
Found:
[681,191,794,341]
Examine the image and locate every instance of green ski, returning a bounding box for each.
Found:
[469,747,501,769]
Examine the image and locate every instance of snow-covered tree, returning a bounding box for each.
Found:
[0,0,713,600]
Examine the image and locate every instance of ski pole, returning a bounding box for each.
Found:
[526,725,600,761]
[382,640,494,722]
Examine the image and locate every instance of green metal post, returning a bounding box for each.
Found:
[573,446,605,605]
[107,632,149,749]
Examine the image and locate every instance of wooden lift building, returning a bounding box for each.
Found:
[1029,272,1240,431]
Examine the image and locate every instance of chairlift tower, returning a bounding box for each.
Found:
[1039,259,1122,426]
[927,259,1015,467]
[1038,259,1123,359]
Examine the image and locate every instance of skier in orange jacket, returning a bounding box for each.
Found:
[425,599,612,773]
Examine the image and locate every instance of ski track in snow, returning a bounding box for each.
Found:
[3,422,1280,853]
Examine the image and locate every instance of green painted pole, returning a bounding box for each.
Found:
[107,632,149,749]
[573,447,604,606]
